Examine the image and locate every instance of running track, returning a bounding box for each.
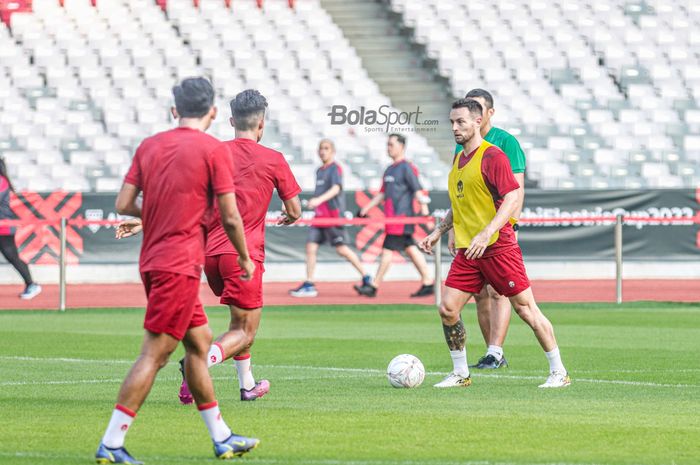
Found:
[0,279,697,310]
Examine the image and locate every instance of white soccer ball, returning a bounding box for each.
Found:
[386,354,425,388]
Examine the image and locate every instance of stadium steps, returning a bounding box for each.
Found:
[318,0,456,161]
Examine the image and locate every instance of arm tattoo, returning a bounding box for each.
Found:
[442,319,466,351]
[436,209,453,235]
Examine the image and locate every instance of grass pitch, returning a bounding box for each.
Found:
[0,302,698,465]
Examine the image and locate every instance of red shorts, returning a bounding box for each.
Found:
[141,271,208,341]
[204,255,264,310]
[445,246,530,297]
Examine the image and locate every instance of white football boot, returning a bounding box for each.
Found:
[538,370,571,388]
[433,372,472,388]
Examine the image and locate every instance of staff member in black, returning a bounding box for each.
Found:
[0,157,41,299]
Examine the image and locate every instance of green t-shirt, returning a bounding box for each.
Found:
[454,126,526,173]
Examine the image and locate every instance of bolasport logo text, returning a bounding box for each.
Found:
[327,105,439,133]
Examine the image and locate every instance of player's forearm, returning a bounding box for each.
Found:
[218,193,250,259]
[362,193,384,213]
[283,196,302,222]
[117,204,141,218]
[433,209,453,236]
[483,191,518,236]
[315,185,341,204]
[513,185,525,220]
[115,184,142,218]
[222,215,250,260]
[513,173,525,220]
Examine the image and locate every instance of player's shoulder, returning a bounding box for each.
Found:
[226,139,285,162]
[492,126,522,145]
[147,128,221,154]
[482,143,508,161]
[265,146,290,168]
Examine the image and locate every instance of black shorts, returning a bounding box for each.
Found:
[308,226,348,246]
[382,234,415,251]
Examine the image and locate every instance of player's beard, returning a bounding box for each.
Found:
[460,127,476,146]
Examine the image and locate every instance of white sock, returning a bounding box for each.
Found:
[450,349,470,377]
[207,342,224,368]
[545,347,566,373]
[234,354,256,390]
[486,345,504,359]
[102,404,136,449]
[198,401,232,443]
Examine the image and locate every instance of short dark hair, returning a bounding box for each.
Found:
[451,98,483,116]
[230,89,268,131]
[465,88,494,109]
[172,77,215,118]
[388,133,406,146]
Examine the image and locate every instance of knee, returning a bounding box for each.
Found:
[513,303,537,327]
[157,355,171,369]
[245,334,256,350]
[335,246,347,257]
[201,326,213,343]
[438,302,460,323]
[143,348,173,369]
[185,340,210,360]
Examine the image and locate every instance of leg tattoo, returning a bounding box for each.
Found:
[442,319,466,351]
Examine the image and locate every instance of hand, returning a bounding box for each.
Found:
[277,211,296,226]
[237,256,255,281]
[307,197,321,210]
[418,231,440,255]
[447,229,456,257]
[356,209,368,218]
[115,218,142,239]
[464,229,491,260]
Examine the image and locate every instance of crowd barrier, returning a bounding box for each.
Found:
[2,213,698,311]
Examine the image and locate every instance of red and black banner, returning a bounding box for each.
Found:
[2,189,698,264]
[9,191,83,264]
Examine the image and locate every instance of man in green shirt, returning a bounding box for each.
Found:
[450,89,526,369]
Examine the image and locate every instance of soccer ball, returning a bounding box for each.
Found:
[386,354,425,388]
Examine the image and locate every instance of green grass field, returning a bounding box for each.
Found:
[1,303,699,465]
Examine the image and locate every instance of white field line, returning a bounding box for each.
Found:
[0,374,360,387]
[3,356,700,374]
[0,355,134,364]
[0,356,698,389]
[266,364,700,389]
[0,451,615,465]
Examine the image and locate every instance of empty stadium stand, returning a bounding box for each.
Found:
[389,0,700,189]
[0,0,444,192]
[1,0,698,192]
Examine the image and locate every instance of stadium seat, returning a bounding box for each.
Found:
[1,0,699,191]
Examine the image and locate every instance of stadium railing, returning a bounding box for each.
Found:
[1,214,699,310]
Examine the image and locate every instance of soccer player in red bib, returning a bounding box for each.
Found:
[356,133,434,298]
[289,139,371,297]
[95,78,259,464]
[419,98,570,389]
[177,89,302,404]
